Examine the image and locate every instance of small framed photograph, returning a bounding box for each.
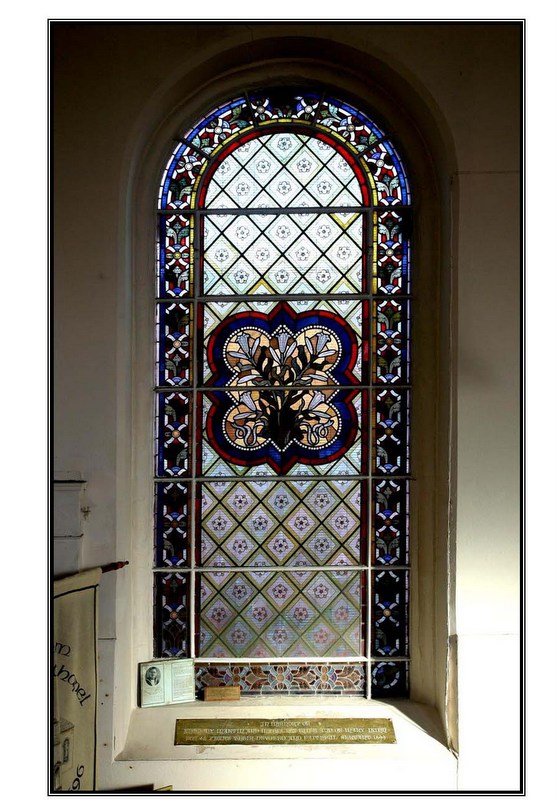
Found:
[139,659,195,707]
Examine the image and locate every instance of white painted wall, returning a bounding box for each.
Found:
[53,21,521,792]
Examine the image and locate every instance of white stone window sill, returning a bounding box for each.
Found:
[118,696,456,765]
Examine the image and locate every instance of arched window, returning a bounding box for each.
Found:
[154,89,411,698]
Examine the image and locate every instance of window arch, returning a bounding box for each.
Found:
[154,89,411,698]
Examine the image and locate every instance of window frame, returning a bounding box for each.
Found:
[153,89,415,700]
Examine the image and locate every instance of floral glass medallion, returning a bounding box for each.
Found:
[205,303,359,472]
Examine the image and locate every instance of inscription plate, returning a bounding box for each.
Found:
[175,718,396,745]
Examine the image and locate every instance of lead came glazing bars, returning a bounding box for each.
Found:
[154,90,411,697]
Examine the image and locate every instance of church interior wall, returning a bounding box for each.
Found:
[53,21,521,792]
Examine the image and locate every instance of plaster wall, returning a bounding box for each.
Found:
[53,22,521,792]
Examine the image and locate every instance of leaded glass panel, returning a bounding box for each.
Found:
[198,479,364,568]
[374,569,409,658]
[362,143,410,205]
[373,300,409,385]
[202,299,365,385]
[202,133,363,210]
[155,482,190,567]
[376,210,410,294]
[373,389,410,475]
[155,572,189,657]
[158,214,193,297]
[156,303,193,386]
[155,89,411,698]
[202,212,364,295]
[199,570,363,658]
[373,479,409,566]
[249,91,321,123]
[200,390,364,478]
[371,661,409,698]
[196,662,366,695]
[156,392,191,477]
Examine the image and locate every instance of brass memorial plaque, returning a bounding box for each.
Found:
[204,686,241,701]
[175,718,396,745]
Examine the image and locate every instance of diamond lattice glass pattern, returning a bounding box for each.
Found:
[198,479,364,568]
[199,570,363,658]
[203,133,363,210]
[203,212,364,295]
[154,89,411,696]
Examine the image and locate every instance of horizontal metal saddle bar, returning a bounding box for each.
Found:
[157,205,412,216]
[155,385,411,392]
[153,565,410,573]
[193,657,410,664]
[155,294,413,302]
[154,475,414,482]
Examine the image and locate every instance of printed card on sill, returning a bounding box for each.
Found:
[139,658,195,707]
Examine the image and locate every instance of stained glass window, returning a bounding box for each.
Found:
[155,90,411,697]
